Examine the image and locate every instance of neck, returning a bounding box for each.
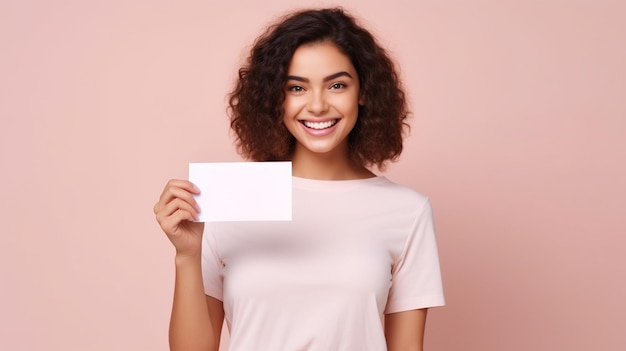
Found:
[290,145,375,180]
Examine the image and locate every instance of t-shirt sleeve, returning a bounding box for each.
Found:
[201,225,224,301]
[385,198,445,314]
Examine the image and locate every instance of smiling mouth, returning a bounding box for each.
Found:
[301,119,339,130]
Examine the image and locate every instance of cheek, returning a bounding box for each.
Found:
[281,100,298,131]
[282,97,299,119]
[339,96,360,117]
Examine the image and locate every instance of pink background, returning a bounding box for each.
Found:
[1,0,625,350]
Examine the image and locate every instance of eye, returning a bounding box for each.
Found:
[287,85,305,93]
[330,82,346,90]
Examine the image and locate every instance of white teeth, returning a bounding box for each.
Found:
[302,119,338,130]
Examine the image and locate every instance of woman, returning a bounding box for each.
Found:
[154,8,444,351]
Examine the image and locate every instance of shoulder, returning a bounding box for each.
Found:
[344,177,432,223]
[292,176,431,217]
[368,177,430,209]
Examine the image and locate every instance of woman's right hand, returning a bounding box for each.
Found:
[153,179,204,258]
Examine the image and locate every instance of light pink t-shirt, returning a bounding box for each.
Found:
[202,176,445,350]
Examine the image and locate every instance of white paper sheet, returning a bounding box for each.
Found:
[188,162,292,222]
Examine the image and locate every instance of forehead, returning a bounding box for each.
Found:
[286,42,357,77]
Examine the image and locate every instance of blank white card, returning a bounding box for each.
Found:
[189,162,292,222]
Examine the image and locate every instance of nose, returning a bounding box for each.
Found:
[306,90,329,115]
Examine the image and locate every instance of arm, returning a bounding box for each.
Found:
[385,308,428,351]
[169,255,224,351]
[154,179,224,351]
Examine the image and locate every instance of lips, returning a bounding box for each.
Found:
[300,119,338,130]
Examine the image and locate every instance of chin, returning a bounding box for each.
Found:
[299,140,348,156]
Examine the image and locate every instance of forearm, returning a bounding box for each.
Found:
[385,309,427,351]
[169,255,216,351]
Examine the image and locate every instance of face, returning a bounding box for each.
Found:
[282,41,362,159]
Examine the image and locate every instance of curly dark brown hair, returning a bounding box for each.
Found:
[228,7,409,169]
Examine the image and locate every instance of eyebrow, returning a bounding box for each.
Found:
[286,71,353,83]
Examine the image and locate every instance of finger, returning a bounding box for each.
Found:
[155,188,198,217]
[161,209,197,235]
[173,208,196,225]
[158,198,199,221]
[155,197,199,228]
[160,179,200,200]
[158,184,201,212]
[172,186,201,210]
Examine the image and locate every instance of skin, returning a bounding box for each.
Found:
[386,309,428,351]
[282,41,371,180]
[154,41,428,351]
[154,180,223,351]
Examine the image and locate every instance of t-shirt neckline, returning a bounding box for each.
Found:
[292,175,388,191]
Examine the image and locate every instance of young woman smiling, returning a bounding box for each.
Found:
[283,41,368,180]
[154,8,445,351]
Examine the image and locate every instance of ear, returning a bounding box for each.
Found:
[359,92,366,106]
